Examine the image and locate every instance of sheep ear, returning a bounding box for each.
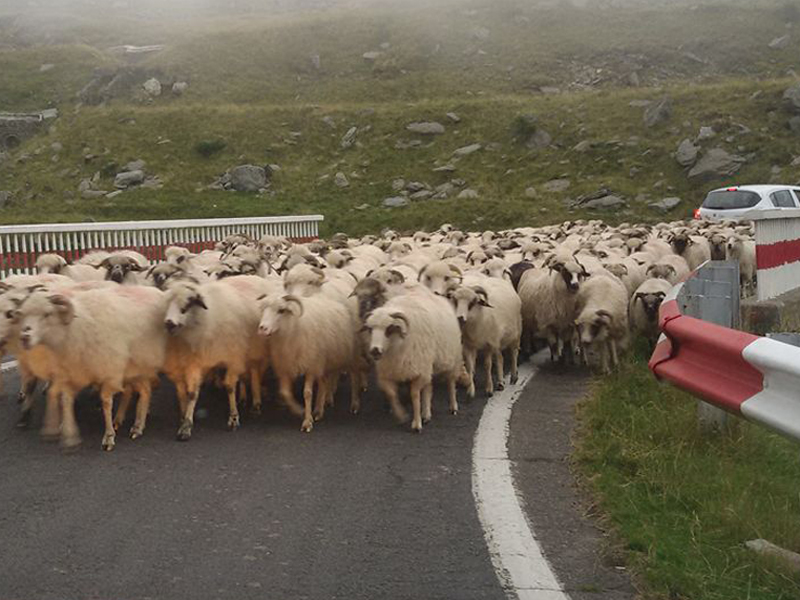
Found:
[283,295,304,317]
[389,311,409,336]
[634,292,645,303]
[596,309,612,324]
[472,286,493,308]
[191,295,208,310]
[0,282,11,294]
[666,265,676,276]
[654,291,667,299]
[417,265,428,282]
[48,294,75,324]
[448,263,463,277]
[390,269,405,284]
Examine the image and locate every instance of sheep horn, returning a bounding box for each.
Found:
[389,312,410,331]
[283,295,304,317]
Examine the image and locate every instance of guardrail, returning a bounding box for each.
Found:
[747,207,800,301]
[0,215,324,277]
[649,265,800,442]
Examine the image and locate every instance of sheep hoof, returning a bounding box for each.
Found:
[16,391,25,405]
[300,419,314,433]
[510,375,518,385]
[227,416,240,430]
[60,435,82,452]
[422,415,432,424]
[485,390,494,398]
[411,423,422,433]
[450,409,458,416]
[496,382,505,391]
[101,434,116,452]
[313,411,324,422]
[40,427,60,442]
[250,405,262,417]
[16,409,32,429]
[176,421,192,442]
[467,386,476,399]
[349,406,360,415]
[129,427,143,440]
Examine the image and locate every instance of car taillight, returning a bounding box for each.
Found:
[693,208,701,220]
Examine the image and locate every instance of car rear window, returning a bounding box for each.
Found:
[771,190,797,208]
[702,190,761,210]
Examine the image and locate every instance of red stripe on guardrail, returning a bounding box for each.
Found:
[756,239,800,270]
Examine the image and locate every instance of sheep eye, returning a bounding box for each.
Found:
[4,310,12,319]
[278,308,289,314]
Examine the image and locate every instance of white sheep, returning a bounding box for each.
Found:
[574,274,629,373]
[668,231,711,270]
[364,293,465,432]
[417,260,463,296]
[727,235,757,296]
[646,254,691,285]
[35,254,105,282]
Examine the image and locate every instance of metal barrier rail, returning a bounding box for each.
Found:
[0,215,324,277]
[649,268,800,443]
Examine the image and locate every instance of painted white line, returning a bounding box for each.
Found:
[472,362,570,600]
[1,360,18,373]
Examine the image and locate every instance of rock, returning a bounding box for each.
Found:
[405,181,427,193]
[229,165,268,192]
[362,51,383,61]
[769,34,791,50]
[446,112,461,123]
[50,142,63,153]
[526,129,552,150]
[627,71,640,87]
[310,54,321,70]
[341,126,358,149]
[383,196,408,208]
[354,203,370,210]
[172,81,189,95]
[675,138,699,167]
[410,190,433,201]
[123,159,146,172]
[0,191,12,208]
[783,83,800,112]
[573,140,592,153]
[432,164,457,173]
[585,194,626,210]
[140,176,163,190]
[322,116,336,129]
[142,78,162,97]
[457,188,479,199]
[379,42,391,50]
[791,156,800,167]
[543,179,571,193]
[697,126,716,141]
[395,139,422,149]
[643,96,672,127]
[81,190,107,199]
[391,179,406,191]
[649,197,682,212]
[434,182,455,198]
[524,187,538,199]
[39,63,55,72]
[688,148,746,181]
[406,121,445,135]
[629,99,651,108]
[453,143,482,157]
[334,172,349,188]
[106,190,124,199]
[539,86,561,95]
[745,540,800,574]
[114,170,145,189]
[789,116,800,133]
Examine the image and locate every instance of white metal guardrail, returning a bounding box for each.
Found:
[747,208,800,301]
[0,215,324,277]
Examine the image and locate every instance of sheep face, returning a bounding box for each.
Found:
[164,285,208,334]
[147,263,185,289]
[449,285,491,327]
[205,261,239,280]
[646,264,676,281]
[351,278,389,320]
[369,267,405,287]
[576,310,612,345]
[165,246,193,266]
[418,262,463,297]
[325,250,351,269]
[625,238,644,255]
[18,292,74,350]
[669,232,691,256]
[257,294,303,337]
[35,254,67,275]
[709,234,728,260]
[386,241,412,259]
[467,250,488,267]
[413,231,431,244]
[552,261,586,294]
[481,258,509,279]
[363,310,408,360]
[635,291,667,323]
[283,264,325,296]
[102,255,145,284]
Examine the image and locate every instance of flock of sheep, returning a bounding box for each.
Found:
[0,217,756,451]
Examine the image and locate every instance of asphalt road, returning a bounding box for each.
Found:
[0,371,507,600]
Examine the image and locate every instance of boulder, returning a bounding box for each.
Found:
[341,126,358,149]
[688,148,746,181]
[453,143,482,157]
[446,112,461,123]
[172,81,189,95]
[322,116,336,129]
[310,54,321,70]
[410,190,433,201]
[392,178,406,191]
[526,129,552,150]
[573,140,592,153]
[123,159,146,172]
[434,182,455,198]
[432,164,457,173]
[697,126,716,141]
[405,181,427,193]
[783,83,800,112]
[473,26,490,41]
[406,122,445,135]
[229,165,268,192]
[643,96,672,127]
[543,179,571,193]
[383,196,408,208]
[675,138,699,167]
[769,34,791,50]
[334,172,349,188]
[524,187,538,199]
[649,197,682,212]
[142,78,162,97]
[114,170,145,189]
[585,194,626,210]
[457,189,479,199]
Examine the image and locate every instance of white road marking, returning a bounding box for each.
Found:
[472,362,570,600]
[1,360,18,373]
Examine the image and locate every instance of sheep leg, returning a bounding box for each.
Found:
[349,370,361,415]
[100,388,117,452]
[130,382,152,440]
[409,379,424,433]
[301,377,315,433]
[16,374,38,429]
[510,345,519,385]
[249,368,263,416]
[113,387,134,432]
[494,350,505,391]
[177,370,202,441]
[447,375,458,416]
[610,339,619,368]
[599,344,610,375]
[59,389,82,450]
[483,351,494,397]
[40,384,62,441]
[313,376,329,422]
[225,371,241,431]
[379,378,407,424]
[422,383,433,423]
[278,376,304,417]
[464,348,477,399]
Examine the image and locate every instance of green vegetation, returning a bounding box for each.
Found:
[576,345,800,600]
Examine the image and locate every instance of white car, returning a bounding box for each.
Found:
[695,184,800,220]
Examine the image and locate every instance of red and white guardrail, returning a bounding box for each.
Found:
[0,214,323,278]
[649,276,800,442]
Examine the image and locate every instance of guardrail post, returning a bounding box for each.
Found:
[748,207,800,301]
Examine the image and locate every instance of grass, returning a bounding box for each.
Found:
[575,343,800,600]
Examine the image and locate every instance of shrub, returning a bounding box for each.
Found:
[194,139,226,158]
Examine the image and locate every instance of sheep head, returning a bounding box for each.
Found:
[35,254,68,275]
[634,290,667,322]
[576,309,613,345]
[101,255,145,284]
[350,277,389,321]
[164,283,207,334]
[418,261,463,296]
[257,294,303,337]
[18,291,74,350]
[448,285,492,327]
[363,308,409,360]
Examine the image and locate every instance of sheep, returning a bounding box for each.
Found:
[629,278,673,343]
[258,293,358,431]
[164,246,195,266]
[100,253,148,284]
[364,293,464,432]
[668,231,711,270]
[478,257,512,281]
[162,279,270,441]
[35,254,106,282]
[417,260,463,296]
[646,254,691,285]
[574,274,629,373]
[603,259,646,298]
[284,263,355,300]
[727,235,757,296]
[448,277,522,397]
[15,285,169,450]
